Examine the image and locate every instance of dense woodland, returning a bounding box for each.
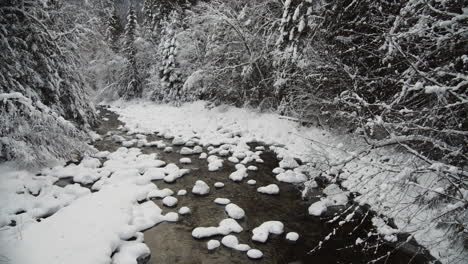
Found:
[0,0,467,257]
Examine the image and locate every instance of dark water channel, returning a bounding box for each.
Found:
[89,106,435,264]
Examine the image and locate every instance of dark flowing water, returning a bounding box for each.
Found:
[90,106,436,264]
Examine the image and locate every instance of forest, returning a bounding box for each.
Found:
[0,0,467,263]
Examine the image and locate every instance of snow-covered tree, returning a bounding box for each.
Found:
[151,10,184,102]
[107,4,123,53]
[0,0,96,167]
[118,5,142,98]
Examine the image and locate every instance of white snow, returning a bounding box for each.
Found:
[177,189,187,196]
[207,240,220,250]
[172,137,186,146]
[279,156,299,169]
[229,168,248,182]
[147,188,174,199]
[207,155,223,171]
[247,180,256,185]
[178,207,191,215]
[0,174,174,264]
[308,200,327,216]
[191,180,210,195]
[214,198,231,205]
[257,184,280,195]
[252,221,284,243]
[247,165,258,171]
[180,147,193,155]
[162,196,178,207]
[214,182,225,188]
[199,152,207,159]
[286,232,299,241]
[163,147,173,152]
[179,157,192,164]
[276,170,307,183]
[192,218,243,238]
[247,249,263,259]
[220,235,250,251]
[225,203,245,219]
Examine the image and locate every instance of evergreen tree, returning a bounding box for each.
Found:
[119,4,142,98]
[0,0,95,166]
[152,11,183,102]
[107,4,123,53]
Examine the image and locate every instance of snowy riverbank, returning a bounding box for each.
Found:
[109,100,466,263]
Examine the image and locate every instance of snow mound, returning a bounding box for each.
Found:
[279,156,299,169]
[276,170,307,183]
[177,189,187,196]
[179,158,192,164]
[214,198,231,205]
[225,203,245,219]
[207,239,220,250]
[192,180,210,195]
[214,182,225,188]
[247,249,263,259]
[192,218,243,238]
[286,232,299,241]
[252,221,284,243]
[179,207,191,215]
[247,180,256,185]
[308,200,327,216]
[257,184,280,195]
[162,196,178,207]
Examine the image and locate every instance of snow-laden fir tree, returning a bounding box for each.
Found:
[152,11,184,102]
[118,4,142,98]
[106,3,123,53]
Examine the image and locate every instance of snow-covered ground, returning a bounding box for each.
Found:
[109,100,466,263]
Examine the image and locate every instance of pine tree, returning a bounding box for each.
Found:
[107,4,123,53]
[119,4,142,98]
[152,11,183,102]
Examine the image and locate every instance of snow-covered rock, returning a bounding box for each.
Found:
[247,249,263,259]
[180,147,193,155]
[179,158,191,164]
[272,167,285,174]
[229,168,248,182]
[247,165,258,171]
[214,198,231,205]
[164,147,173,153]
[179,207,191,215]
[172,137,186,146]
[247,180,256,185]
[192,180,210,195]
[276,170,307,183]
[177,189,187,196]
[286,232,299,242]
[193,146,203,154]
[199,153,207,159]
[323,184,349,205]
[192,219,243,238]
[214,182,225,188]
[257,184,279,195]
[207,155,223,171]
[162,196,178,207]
[279,156,299,169]
[225,203,245,219]
[308,200,327,216]
[252,221,284,243]
[207,240,220,250]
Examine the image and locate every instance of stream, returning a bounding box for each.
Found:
[88,106,435,264]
